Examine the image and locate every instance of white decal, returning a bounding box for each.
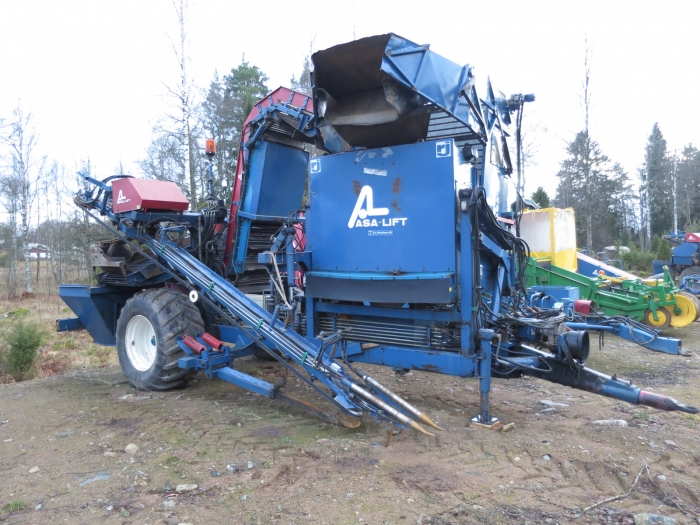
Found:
[116,189,130,205]
[348,185,407,229]
[310,158,321,173]
[363,168,387,176]
[436,140,452,158]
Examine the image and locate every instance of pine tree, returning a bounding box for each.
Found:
[554,131,610,251]
[676,144,700,228]
[639,123,672,241]
[290,55,313,96]
[608,163,637,244]
[222,60,269,140]
[530,187,550,208]
[200,71,237,199]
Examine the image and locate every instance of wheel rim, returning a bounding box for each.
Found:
[669,294,697,328]
[125,315,157,371]
[645,308,669,328]
[679,292,700,321]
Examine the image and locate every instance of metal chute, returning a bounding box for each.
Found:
[312,33,486,150]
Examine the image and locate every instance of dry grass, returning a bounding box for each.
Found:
[0,266,117,382]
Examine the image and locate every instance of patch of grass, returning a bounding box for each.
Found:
[86,345,113,367]
[165,456,180,466]
[246,366,263,377]
[7,308,30,317]
[35,353,68,377]
[634,411,650,420]
[3,501,25,513]
[53,338,77,350]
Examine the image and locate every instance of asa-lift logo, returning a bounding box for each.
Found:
[348,185,407,228]
[116,190,130,205]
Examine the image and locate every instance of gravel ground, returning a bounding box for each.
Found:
[1,325,699,525]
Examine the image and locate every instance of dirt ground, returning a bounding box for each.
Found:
[1,297,700,525]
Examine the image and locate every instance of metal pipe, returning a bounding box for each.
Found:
[345,381,434,436]
[476,329,496,424]
[362,374,444,430]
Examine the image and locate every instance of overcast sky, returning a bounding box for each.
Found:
[1,0,699,198]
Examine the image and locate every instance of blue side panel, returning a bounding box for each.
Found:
[348,345,478,378]
[529,286,580,308]
[308,139,458,274]
[58,285,134,346]
[672,242,698,258]
[651,260,669,274]
[244,141,308,218]
[671,242,698,266]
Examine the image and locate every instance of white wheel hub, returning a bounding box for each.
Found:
[125,315,157,371]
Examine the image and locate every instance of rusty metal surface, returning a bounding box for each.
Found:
[312,34,433,149]
[312,34,393,97]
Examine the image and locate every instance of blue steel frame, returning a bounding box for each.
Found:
[229,100,317,276]
[527,286,682,355]
[57,33,699,428]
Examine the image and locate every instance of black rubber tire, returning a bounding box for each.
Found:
[116,288,204,391]
[679,267,700,280]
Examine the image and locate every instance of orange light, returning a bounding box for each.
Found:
[205,140,216,155]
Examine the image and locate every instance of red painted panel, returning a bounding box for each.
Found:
[686,232,700,243]
[112,178,189,213]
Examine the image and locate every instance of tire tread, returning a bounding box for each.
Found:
[117,288,204,391]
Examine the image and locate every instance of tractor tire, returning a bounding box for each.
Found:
[679,267,700,280]
[642,307,672,330]
[116,288,204,391]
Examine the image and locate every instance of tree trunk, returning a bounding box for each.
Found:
[8,213,19,299]
[645,179,652,246]
[20,203,32,293]
[22,238,32,293]
[187,119,196,207]
[48,250,59,285]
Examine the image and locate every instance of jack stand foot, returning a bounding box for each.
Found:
[385,424,396,447]
[470,415,501,430]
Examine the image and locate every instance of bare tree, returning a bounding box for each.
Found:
[41,162,63,286]
[139,0,204,206]
[166,0,198,204]
[581,39,594,254]
[290,37,316,96]
[0,173,21,299]
[519,114,541,196]
[2,104,47,293]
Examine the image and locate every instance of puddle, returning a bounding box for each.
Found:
[79,473,111,487]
